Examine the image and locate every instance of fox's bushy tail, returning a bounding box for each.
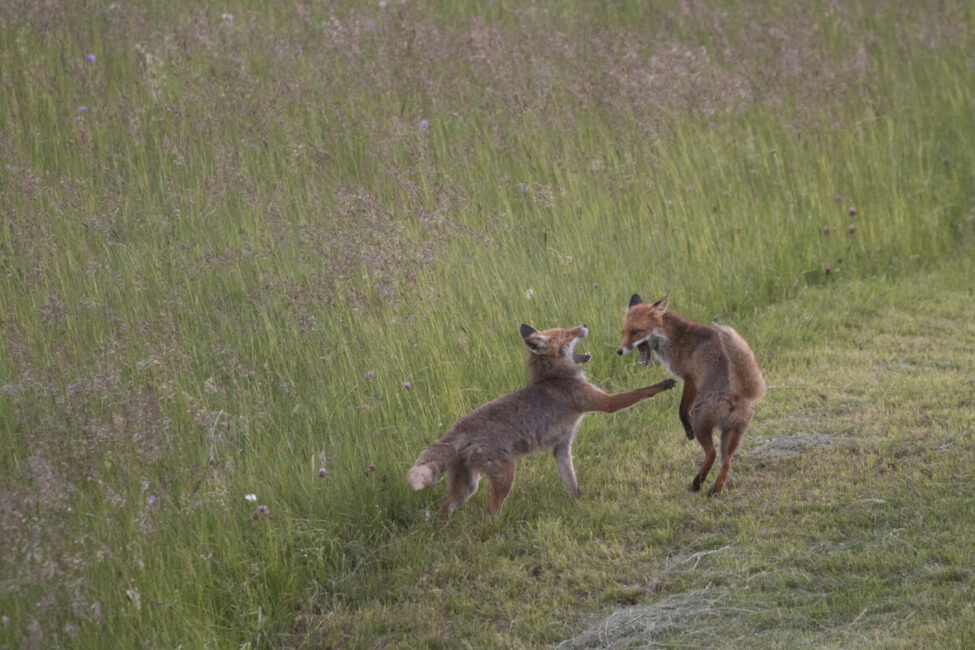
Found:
[406,440,458,491]
[714,324,766,401]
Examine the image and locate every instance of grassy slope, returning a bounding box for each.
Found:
[313,254,975,648]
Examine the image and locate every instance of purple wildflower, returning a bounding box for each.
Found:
[0,615,8,626]
[825,266,832,275]
[403,381,411,390]
[76,106,89,114]
[848,224,856,234]
[148,495,158,510]
[257,504,269,515]
[418,119,430,131]
[364,370,376,380]
[85,54,96,63]
[318,467,327,477]
[848,206,856,217]
[822,226,830,235]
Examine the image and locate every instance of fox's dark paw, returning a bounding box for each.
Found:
[689,479,703,493]
[657,379,677,391]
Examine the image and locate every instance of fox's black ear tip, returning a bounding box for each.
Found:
[629,294,643,307]
[520,324,536,338]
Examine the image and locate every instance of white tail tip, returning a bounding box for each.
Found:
[406,465,434,491]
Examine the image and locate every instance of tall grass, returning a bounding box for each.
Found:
[1,1,974,646]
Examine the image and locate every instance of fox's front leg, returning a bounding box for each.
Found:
[584,379,677,413]
[553,442,581,498]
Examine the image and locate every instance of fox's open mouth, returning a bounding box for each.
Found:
[568,327,590,364]
[637,341,651,367]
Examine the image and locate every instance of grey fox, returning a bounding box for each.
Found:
[408,323,675,523]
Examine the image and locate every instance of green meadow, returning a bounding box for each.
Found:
[2,1,974,647]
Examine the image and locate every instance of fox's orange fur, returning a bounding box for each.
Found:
[407,324,676,523]
[618,295,765,496]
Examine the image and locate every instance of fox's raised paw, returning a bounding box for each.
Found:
[656,379,678,391]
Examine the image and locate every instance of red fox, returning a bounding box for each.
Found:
[617,295,765,496]
[407,323,676,523]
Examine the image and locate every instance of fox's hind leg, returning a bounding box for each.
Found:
[690,413,718,493]
[462,471,481,502]
[553,442,581,498]
[486,459,517,516]
[679,379,697,440]
[437,469,481,524]
[708,426,744,497]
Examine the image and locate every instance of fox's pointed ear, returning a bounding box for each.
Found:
[651,295,669,313]
[629,294,643,308]
[521,325,548,354]
[523,332,549,355]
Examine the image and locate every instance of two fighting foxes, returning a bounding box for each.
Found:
[407,297,764,521]
[618,295,765,496]
[406,324,676,523]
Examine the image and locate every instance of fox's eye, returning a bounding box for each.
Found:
[629,329,639,336]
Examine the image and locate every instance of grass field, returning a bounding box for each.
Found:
[2,1,975,647]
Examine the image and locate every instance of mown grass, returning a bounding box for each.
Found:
[309,255,975,648]
[1,1,975,647]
